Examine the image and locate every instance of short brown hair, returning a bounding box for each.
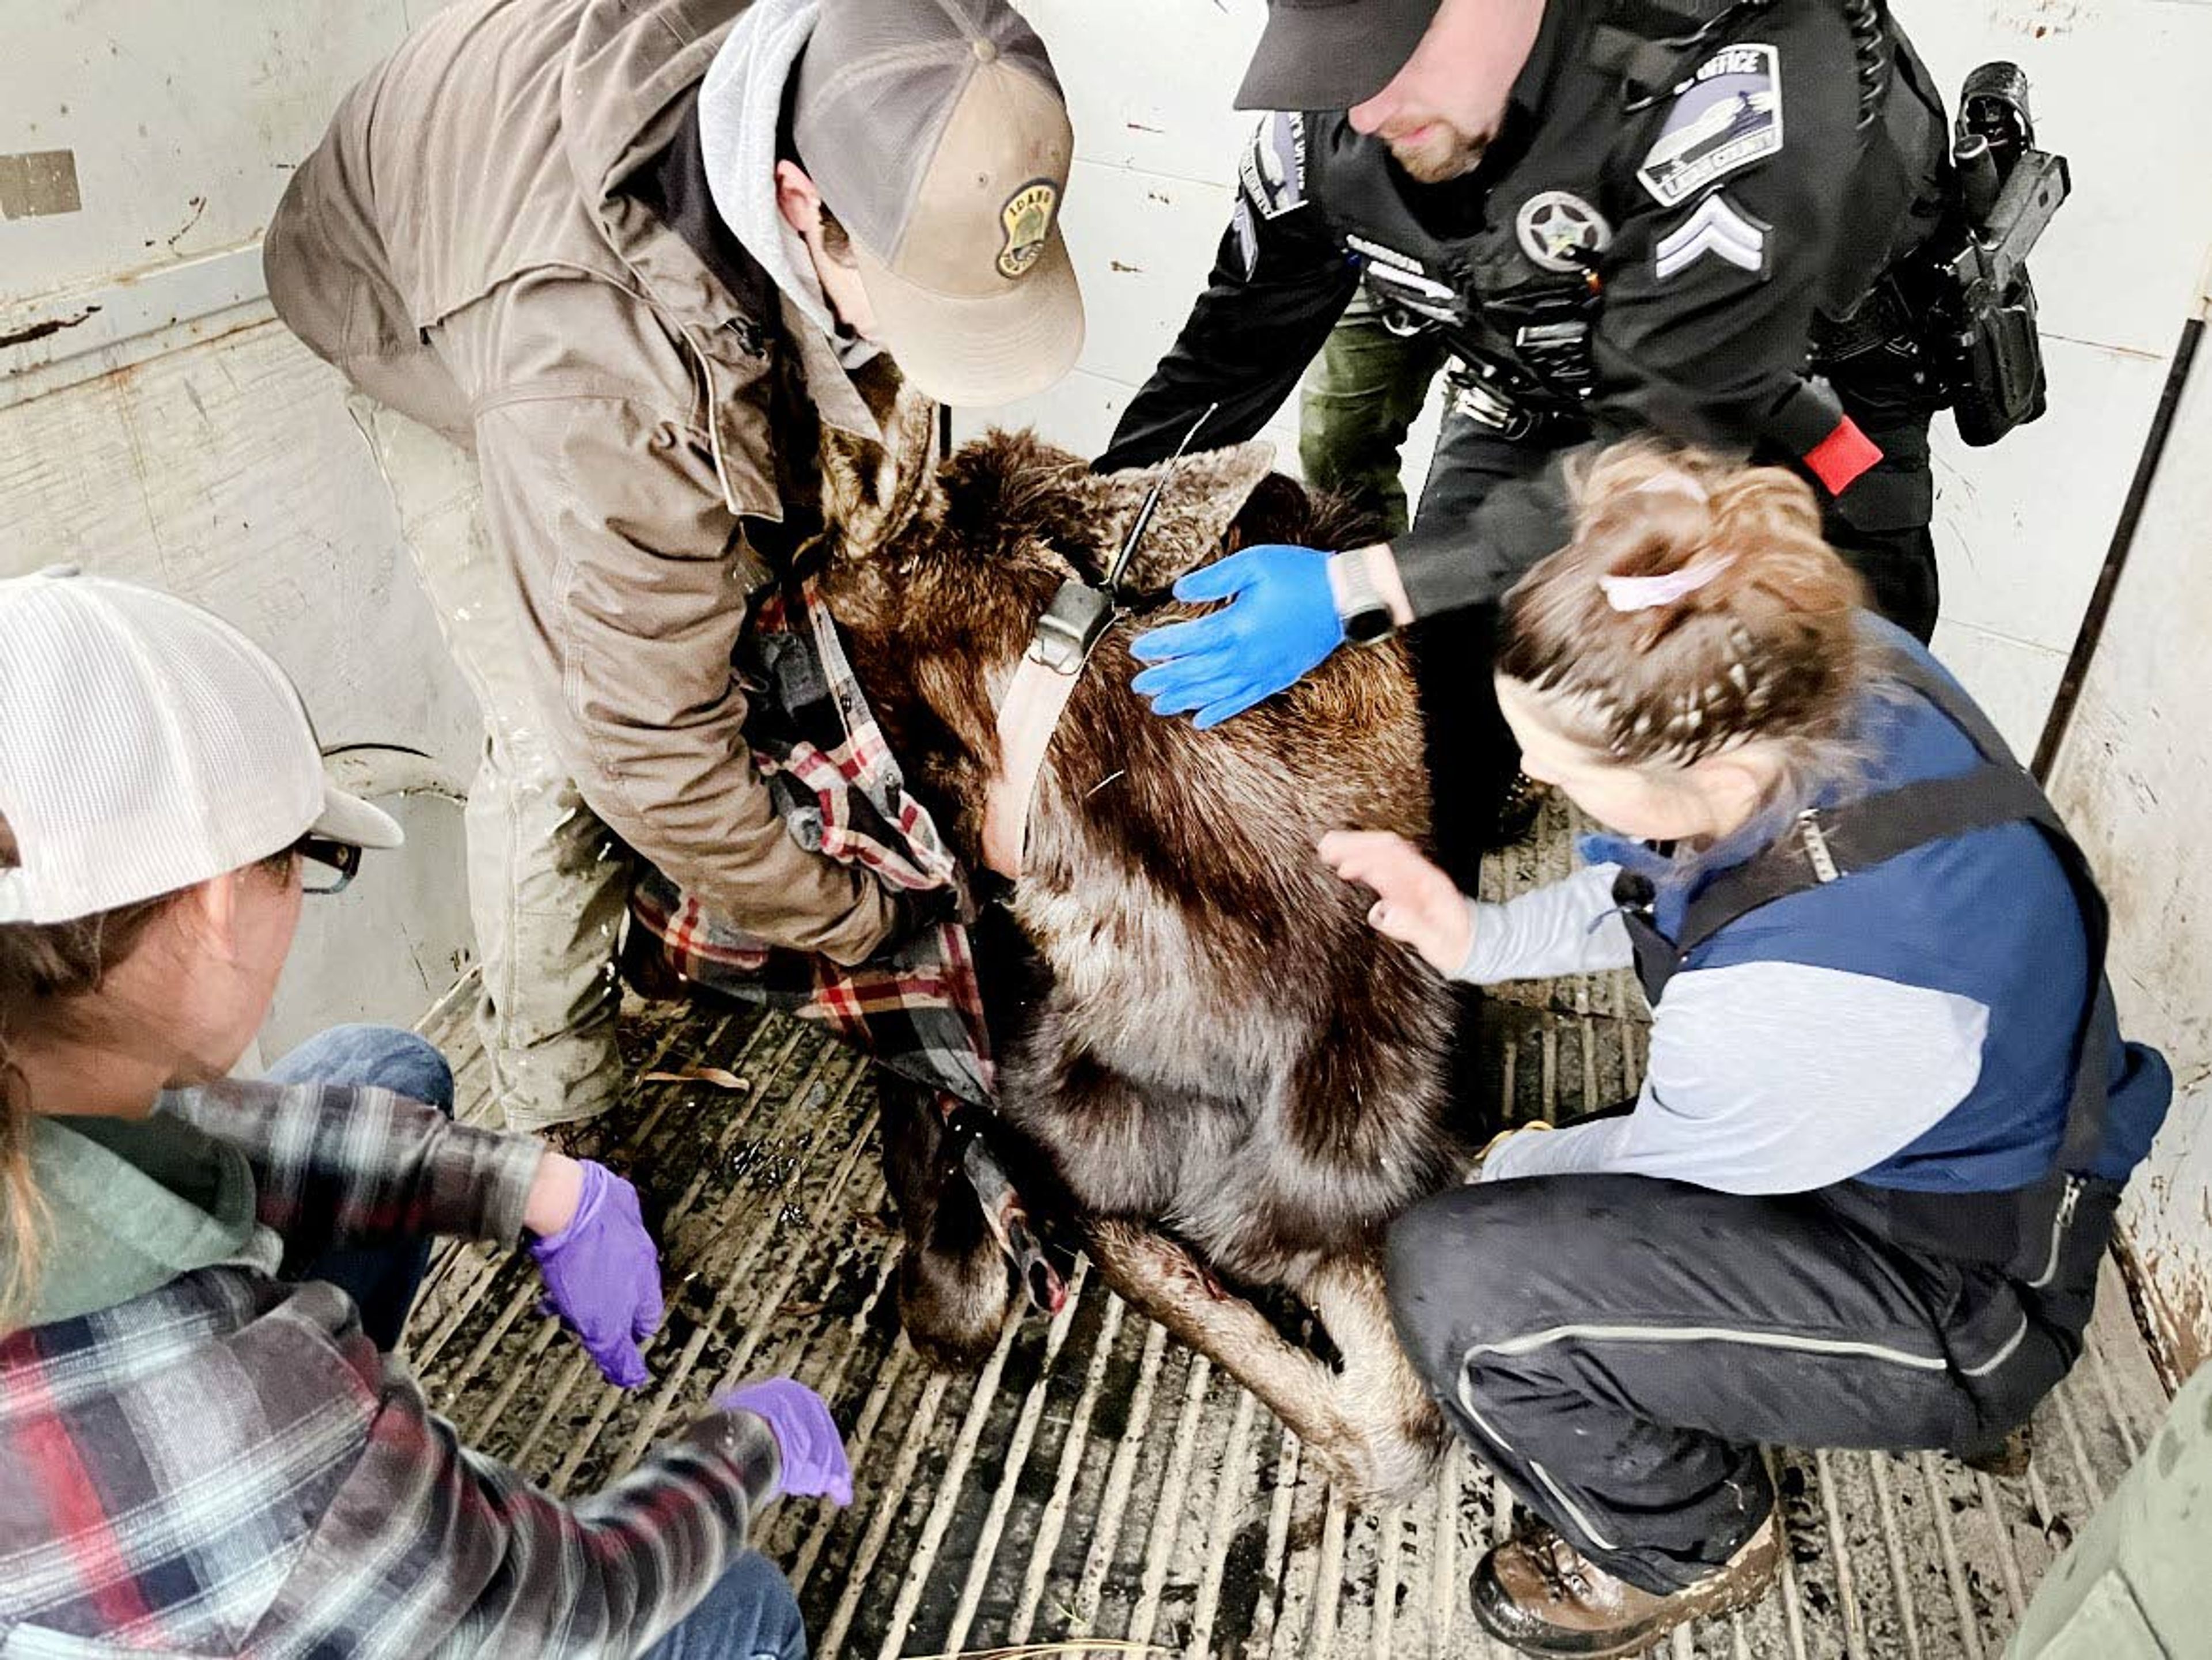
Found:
[1496,442,1870,770]
[817,200,856,267]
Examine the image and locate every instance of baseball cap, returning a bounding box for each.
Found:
[0,566,401,926]
[1236,0,1439,112]
[793,0,1084,407]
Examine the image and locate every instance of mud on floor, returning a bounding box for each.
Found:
[406,799,2171,1659]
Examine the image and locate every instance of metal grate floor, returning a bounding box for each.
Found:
[405,804,2172,1659]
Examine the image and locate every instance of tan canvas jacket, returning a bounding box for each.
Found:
[264,0,900,964]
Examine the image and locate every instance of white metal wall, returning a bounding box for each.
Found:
[2048,278,2212,1384]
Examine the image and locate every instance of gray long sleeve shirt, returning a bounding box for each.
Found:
[1461,866,1990,1193]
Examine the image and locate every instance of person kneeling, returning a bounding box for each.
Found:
[1323,446,2172,1658]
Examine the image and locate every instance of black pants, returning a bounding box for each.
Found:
[1385,1172,2105,1594]
[1404,417,1561,886]
[1406,600,1516,890]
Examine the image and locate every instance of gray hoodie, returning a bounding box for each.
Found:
[697,0,881,367]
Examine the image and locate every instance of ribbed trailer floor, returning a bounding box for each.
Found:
[403,804,2172,1659]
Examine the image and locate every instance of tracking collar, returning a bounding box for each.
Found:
[978,405,1217,880]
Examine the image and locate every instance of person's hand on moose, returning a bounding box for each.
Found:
[526,1156,666,1389]
[1320,829,1475,977]
[715,1378,855,1506]
[1129,544,1344,727]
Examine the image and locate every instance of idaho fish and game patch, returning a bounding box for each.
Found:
[997,180,1058,280]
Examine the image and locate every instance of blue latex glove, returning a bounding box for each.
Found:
[1128,544,1345,728]
[716,1378,855,1505]
[528,1161,665,1389]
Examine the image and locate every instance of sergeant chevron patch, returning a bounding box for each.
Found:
[1654,193,1771,281]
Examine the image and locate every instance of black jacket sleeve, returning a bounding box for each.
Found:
[1097,113,1360,472]
[1392,11,1866,617]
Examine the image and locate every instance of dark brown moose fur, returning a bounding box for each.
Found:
[815,391,1461,1501]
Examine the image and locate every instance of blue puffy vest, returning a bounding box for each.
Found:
[1585,623,2170,1194]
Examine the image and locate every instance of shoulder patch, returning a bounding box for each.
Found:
[1238,111,1309,221]
[1637,43,1783,208]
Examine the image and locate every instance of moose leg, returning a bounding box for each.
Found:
[878,1072,1011,1369]
[1086,1219,1435,1506]
[1299,1250,1450,1501]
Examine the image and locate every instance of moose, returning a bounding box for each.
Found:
[812,391,1466,1503]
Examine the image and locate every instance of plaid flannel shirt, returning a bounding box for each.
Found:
[627,578,996,1108]
[0,1080,777,1658]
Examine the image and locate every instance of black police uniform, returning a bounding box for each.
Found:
[1099,0,1953,871]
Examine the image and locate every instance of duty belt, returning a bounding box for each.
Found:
[1369,286,1597,440]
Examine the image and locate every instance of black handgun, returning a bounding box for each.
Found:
[1940,63,2071,446]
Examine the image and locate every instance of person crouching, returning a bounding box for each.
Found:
[1323,445,2172,1657]
[0,568,850,1657]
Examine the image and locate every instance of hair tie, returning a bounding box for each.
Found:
[1598,552,1735,613]
[1630,470,1710,504]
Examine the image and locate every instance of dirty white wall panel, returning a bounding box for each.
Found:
[1904,0,2212,753]
[0,321,481,1055]
[2048,321,2212,1384]
[0,1,411,305]
[1926,338,2176,752]
[1,0,473,1052]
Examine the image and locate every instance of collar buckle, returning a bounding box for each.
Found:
[1029,578,1116,676]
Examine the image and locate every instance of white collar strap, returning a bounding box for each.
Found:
[980,647,1088,880]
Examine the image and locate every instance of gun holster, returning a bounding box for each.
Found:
[1949,274,2048,447]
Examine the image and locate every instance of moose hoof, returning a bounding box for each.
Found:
[1313,1392,1451,1509]
[1316,1414,1450,1510]
[897,1239,1013,1370]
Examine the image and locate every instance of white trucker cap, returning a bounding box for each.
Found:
[0,566,401,925]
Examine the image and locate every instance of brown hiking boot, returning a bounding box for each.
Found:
[1471,1517,1781,1657]
[1959,1423,2035,1479]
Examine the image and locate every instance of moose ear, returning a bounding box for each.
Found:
[818,378,942,558]
[1077,440,1279,593]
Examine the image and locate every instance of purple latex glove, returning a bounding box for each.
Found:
[528,1161,664,1389]
[716,1378,854,1506]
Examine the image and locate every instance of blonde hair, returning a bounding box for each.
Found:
[0,817,184,1331]
[1497,442,1870,779]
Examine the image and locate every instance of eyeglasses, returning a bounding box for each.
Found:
[295,835,363,897]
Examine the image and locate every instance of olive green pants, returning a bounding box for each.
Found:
[1297,290,1448,539]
